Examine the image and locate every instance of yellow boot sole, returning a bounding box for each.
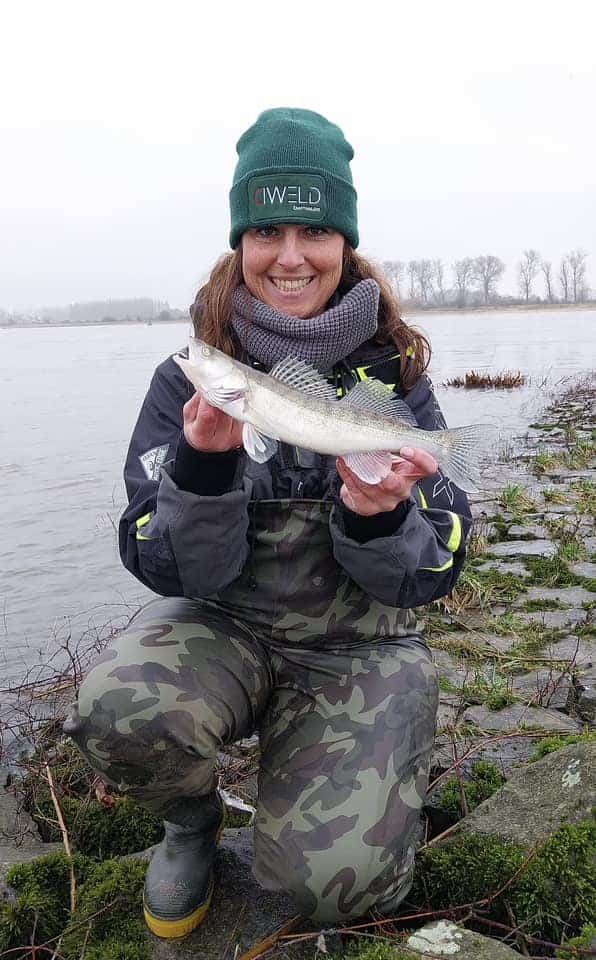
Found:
[144,875,214,939]
[143,815,225,939]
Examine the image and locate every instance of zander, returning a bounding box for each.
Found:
[174,338,494,492]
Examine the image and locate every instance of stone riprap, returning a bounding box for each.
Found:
[458,742,595,845]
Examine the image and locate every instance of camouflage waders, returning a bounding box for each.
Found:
[65,500,438,921]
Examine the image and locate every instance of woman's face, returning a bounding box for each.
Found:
[241,224,345,318]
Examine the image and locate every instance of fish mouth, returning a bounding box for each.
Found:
[269,276,315,293]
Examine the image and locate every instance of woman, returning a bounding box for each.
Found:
[65,108,472,936]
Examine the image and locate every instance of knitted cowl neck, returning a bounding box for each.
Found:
[230,278,380,372]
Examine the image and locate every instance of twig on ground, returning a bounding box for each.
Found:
[44,762,76,914]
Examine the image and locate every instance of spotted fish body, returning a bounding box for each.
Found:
[174,338,493,492]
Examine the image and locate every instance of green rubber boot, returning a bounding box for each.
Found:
[143,792,225,939]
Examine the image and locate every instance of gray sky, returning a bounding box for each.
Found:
[2,0,595,312]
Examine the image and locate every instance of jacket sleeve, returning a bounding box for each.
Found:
[118,357,251,598]
[329,373,473,607]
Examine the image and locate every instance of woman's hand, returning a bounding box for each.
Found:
[337,447,438,516]
[183,392,244,452]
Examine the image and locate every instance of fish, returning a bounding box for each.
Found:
[174,338,494,493]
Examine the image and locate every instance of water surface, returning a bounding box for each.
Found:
[1,307,594,683]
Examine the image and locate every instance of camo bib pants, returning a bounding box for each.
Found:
[66,501,438,921]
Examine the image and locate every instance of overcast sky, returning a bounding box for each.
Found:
[1,0,595,312]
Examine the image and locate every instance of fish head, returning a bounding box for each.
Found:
[177,337,248,412]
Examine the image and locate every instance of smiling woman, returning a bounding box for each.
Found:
[64,107,473,940]
[241,224,345,318]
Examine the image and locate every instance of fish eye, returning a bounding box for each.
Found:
[201,346,210,358]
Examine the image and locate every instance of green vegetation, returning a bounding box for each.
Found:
[32,793,164,858]
[0,852,150,959]
[413,821,596,944]
[520,597,568,612]
[523,555,582,588]
[436,762,506,820]
[463,668,516,710]
[498,483,537,515]
[543,486,569,505]
[530,732,596,762]
[435,562,528,616]
[572,478,596,515]
[557,924,596,959]
[532,450,562,475]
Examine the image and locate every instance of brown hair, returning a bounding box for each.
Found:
[190,246,431,392]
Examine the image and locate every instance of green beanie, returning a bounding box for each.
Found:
[229,107,359,249]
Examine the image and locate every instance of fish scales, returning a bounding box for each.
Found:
[245,368,441,457]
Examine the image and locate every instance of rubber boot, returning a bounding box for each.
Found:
[143,791,225,939]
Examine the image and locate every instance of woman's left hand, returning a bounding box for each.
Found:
[337,447,438,516]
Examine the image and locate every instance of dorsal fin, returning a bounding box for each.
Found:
[341,379,418,425]
[269,357,337,402]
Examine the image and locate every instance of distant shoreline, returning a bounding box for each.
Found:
[2,301,595,330]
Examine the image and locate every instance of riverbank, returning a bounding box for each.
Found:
[2,301,595,329]
[1,375,594,958]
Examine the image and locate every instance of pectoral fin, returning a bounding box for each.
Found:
[343,451,393,484]
[242,423,278,463]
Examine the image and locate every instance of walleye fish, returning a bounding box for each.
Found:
[174,338,493,493]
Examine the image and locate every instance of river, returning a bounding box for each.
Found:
[1,307,594,685]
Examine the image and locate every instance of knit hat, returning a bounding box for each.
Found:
[229,107,359,249]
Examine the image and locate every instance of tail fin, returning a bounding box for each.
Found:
[437,424,497,494]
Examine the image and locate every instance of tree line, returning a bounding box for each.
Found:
[382,249,590,308]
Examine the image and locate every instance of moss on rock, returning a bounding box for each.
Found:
[32,791,164,858]
[557,923,596,959]
[412,820,596,944]
[436,762,506,821]
[0,851,150,959]
[530,732,596,762]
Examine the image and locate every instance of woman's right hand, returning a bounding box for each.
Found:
[183,392,244,453]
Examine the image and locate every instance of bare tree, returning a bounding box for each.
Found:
[518,249,541,302]
[432,259,446,305]
[416,259,434,304]
[407,260,418,301]
[540,259,554,303]
[453,258,475,307]
[559,257,570,303]
[381,260,405,300]
[473,255,505,305]
[567,249,589,303]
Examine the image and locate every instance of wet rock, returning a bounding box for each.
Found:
[0,782,62,884]
[507,523,549,539]
[570,560,596,579]
[516,608,587,628]
[547,468,596,481]
[547,635,596,666]
[573,668,596,722]
[521,585,593,606]
[475,559,532,578]
[433,649,469,686]
[459,742,596,846]
[463,702,581,733]
[430,732,538,784]
[485,539,557,558]
[481,634,519,653]
[406,920,521,959]
[511,668,573,710]
[436,690,464,728]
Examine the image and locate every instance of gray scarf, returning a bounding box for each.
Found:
[230,278,380,372]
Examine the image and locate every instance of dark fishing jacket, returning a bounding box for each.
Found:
[119,339,472,609]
